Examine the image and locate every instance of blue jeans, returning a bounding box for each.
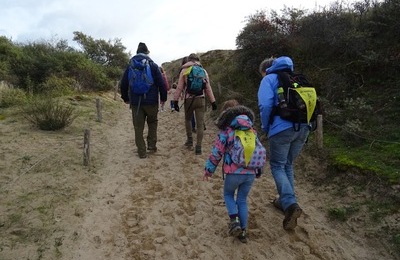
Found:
[269,126,310,211]
[224,174,255,229]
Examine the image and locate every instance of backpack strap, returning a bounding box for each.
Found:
[269,70,301,126]
[268,71,290,124]
[275,71,292,93]
[183,66,196,112]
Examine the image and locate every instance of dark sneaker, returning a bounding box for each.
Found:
[147,146,157,152]
[185,138,193,147]
[195,145,202,155]
[238,229,248,243]
[272,197,283,212]
[192,128,196,133]
[283,203,303,230]
[139,154,147,159]
[228,217,241,237]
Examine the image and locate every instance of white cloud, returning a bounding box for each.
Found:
[0,0,351,64]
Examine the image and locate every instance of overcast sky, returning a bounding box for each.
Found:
[1,0,349,65]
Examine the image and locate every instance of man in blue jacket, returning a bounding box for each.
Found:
[258,56,310,230]
[120,42,167,158]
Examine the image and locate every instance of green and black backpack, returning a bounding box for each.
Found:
[270,71,321,130]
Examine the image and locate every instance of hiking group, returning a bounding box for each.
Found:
[120,43,319,243]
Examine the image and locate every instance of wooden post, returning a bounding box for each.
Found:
[83,129,91,166]
[96,98,102,122]
[114,80,119,100]
[316,114,323,149]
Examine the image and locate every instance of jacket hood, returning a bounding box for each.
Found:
[215,105,255,130]
[266,56,293,74]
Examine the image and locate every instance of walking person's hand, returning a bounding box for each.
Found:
[211,102,217,111]
[203,170,212,181]
[173,101,180,112]
[256,169,263,178]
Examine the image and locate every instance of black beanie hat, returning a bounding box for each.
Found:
[137,42,150,54]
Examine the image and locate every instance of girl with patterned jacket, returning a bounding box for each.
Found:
[203,100,265,243]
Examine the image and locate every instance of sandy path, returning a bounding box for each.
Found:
[63,100,394,260]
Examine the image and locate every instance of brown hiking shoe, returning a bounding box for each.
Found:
[283,203,303,230]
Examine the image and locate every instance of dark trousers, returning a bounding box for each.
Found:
[131,104,159,156]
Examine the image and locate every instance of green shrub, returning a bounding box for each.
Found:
[327,207,348,221]
[39,76,78,96]
[327,206,359,222]
[0,86,27,108]
[22,97,77,130]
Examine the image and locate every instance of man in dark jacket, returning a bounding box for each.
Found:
[120,42,167,158]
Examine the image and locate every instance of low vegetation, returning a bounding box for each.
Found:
[21,96,77,131]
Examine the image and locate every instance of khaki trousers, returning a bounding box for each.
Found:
[184,97,205,146]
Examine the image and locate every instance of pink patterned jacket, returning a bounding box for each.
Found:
[204,106,261,177]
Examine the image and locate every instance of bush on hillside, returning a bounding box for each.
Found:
[0,86,27,108]
[22,97,77,130]
[39,76,79,96]
[2,39,117,94]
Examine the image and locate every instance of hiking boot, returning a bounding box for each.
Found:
[147,146,157,152]
[185,137,193,147]
[195,145,202,155]
[237,229,248,243]
[272,197,283,212]
[283,203,303,230]
[228,217,242,237]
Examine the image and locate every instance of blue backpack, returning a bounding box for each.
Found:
[128,58,154,95]
[186,65,206,96]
